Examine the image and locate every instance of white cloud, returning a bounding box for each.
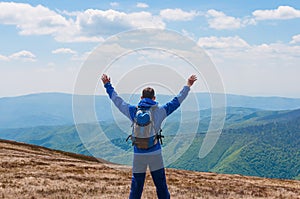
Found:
[290,34,300,44]
[0,50,36,62]
[181,29,196,41]
[206,9,240,30]
[197,36,300,97]
[160,8,198,21]
[0,2,85,42]
[129,11,165,28]
[76,9,165,36]
[0,2,165,43]
[71,51,91,61]
[253,43,300,58]
[76,9,130,37]
[52,48,77,54]
[136,2,149,8]
[0,54,9,61]
[198,36,250,49]
[110,2,119,7]
[253,6,300,20]
[199,36,300,61]
[206,9,255,30]
[0,2,70,35]
[51,48,90,62]
[9,50,36,62]
[198,36,300,70]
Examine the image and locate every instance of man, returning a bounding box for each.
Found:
[101,74,197,199]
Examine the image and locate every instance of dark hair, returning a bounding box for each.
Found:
[142,87,155,99]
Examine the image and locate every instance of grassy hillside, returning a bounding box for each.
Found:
[169,117,300,180]
[1,139,300,198]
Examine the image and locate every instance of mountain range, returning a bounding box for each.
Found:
[0,92,299,180]
[1,92,300,129]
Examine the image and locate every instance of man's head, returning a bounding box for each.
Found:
[142,87,155,100]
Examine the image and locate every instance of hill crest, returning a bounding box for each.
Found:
[1,139,299,198]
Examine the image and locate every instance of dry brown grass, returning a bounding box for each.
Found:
[0,139,299,199]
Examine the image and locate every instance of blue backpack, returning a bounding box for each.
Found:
[126,106,163,149]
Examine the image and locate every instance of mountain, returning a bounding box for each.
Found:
[1,139,300,199]
[1,92,300,180]
[224,107,300,128]
[1,92,300,129]
[1,107,299,180]
[0,93,111,129]
[169,116,300,180]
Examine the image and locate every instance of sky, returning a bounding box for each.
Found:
[0,0,300,98]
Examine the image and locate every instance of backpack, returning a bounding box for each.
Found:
[126,106,164,149]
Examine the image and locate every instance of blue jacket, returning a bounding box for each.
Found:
[104,82,190,153]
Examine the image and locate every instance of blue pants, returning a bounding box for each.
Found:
[129,168,170,199]
[129,149,170,199]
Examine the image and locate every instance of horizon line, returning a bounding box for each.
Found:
[1,91,300,100]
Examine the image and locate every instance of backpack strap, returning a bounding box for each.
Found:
[126,134,132,142]
[156,129,164,144]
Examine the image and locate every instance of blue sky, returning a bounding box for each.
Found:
[0,0,300,98]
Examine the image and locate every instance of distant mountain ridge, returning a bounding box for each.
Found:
[1,92,300,129]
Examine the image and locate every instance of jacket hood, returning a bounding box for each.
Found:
[138,98,158,109]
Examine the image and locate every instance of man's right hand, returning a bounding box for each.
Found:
[187,75,197,87]
[101,74,111,85]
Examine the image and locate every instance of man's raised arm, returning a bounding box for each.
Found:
[101,74,136,121]
[163,75,197,116]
